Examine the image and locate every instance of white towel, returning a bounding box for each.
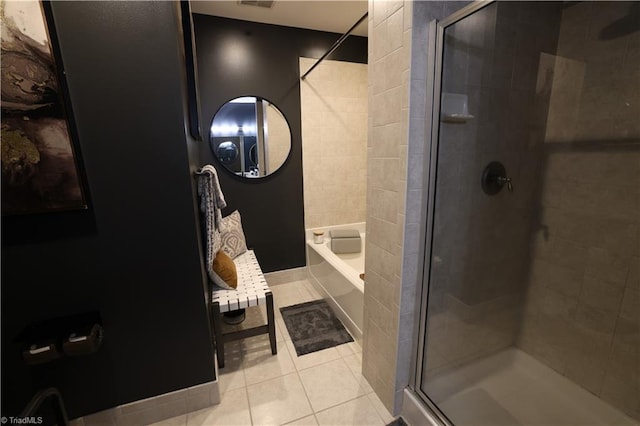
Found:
[197,165,227,282]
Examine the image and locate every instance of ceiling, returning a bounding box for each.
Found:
[190,1,369,37]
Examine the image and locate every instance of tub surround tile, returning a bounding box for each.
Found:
[300,58,367,230]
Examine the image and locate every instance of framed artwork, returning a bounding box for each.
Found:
[1,0,90,215]
[180,0,203,141]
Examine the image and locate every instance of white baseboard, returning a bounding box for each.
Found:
[73,380,220,426]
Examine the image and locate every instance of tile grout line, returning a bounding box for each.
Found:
[291,341,385,425]
[243,384,255,426]
[240,342,252,426]
[221,278,375,425]
[294,367,318,425]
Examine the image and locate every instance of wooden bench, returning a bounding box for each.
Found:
[209,250,276,368]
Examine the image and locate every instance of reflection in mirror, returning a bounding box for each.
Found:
[216,141,238,165]
[210,96,291,178]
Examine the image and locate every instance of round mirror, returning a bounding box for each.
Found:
[210,96,291,178]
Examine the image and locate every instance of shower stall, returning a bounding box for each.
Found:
[411,1,639,425]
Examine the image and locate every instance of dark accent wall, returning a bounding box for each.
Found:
[1,1,213,419]
[193,15,367,272]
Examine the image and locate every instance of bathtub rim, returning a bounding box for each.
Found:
[305,222,366,294]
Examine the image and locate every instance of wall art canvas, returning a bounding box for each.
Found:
[1,0,89,215]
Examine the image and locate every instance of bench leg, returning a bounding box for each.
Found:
[212,301,225,368]
[266,293,277,355]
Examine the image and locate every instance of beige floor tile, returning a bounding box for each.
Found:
[186,388,251,426]
[284,339,342,371]
[274,322,286,343]
[366,392,395,425]
[217,342,246,394]
[274,305,285,321]
[276,317,292,342]
[299,358,367,412]
[283,415,318,426]
[247,373,313,426]
[276,294,308,309]
[340,341,362,356]
[343,353,374,394]
[221,306,266,334]
[300,281,323,301]
[342,352,362,371]
[335,342,356,358]
[271,282,308,305]
[148,414,187,426]
[242,339,296,386]
[273,282,322,308]
[296,281,322,303]
[315,396,385,426]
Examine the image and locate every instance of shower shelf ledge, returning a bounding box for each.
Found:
[441,93,474,124]
[441,113,474,123]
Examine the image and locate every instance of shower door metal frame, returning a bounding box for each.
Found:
[409,1,495,422]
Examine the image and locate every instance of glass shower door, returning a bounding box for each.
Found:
[417,2,639,425]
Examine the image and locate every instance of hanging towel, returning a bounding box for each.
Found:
[197,165,227,283]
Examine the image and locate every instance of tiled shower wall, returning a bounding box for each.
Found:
[518,2,640,420]
[300,57,367,230]
[362,0,412,414]
[363,0,474,414]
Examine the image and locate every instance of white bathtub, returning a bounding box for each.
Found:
[306,223,365,342]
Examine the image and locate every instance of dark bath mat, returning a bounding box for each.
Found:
[386,417,408,426]
[280,299,354,356]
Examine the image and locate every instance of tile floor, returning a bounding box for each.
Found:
[425,348,639,426]
[151,279,394,426]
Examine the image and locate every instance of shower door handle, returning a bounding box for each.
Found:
[481,161,513,195]
[496,176,513,192]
